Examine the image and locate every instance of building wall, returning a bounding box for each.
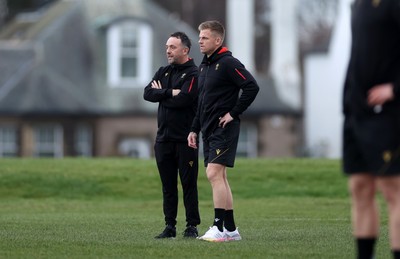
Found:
[0,115,300,158]
[270,0,301,110]
[0,117,97,157]
[258,115,300,157]
[304,0,351,158]
[95,116,157,157]
[20,121,33,157]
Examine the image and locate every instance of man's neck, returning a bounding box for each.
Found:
[207,46,223,58]
[176,57,190,65]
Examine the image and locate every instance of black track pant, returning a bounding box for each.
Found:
[154,142,200,227]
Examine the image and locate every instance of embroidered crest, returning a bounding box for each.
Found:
[216,149,221,155]
[189,161,194,167]
[383,150,392,162]
[215,64,220,70]
[372,0,381,7]
[181,73,186,79]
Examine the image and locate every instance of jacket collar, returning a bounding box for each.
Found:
[203,46,230,64]
[171,58,195,70]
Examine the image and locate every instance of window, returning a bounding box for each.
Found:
[0,125,18,157]
[75,124,92,157]
[33,124,63,157]
[107,20,153,87]
[118,138,151,158]
[236,123,258,157]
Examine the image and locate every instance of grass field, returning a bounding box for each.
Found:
[0,158,391,258]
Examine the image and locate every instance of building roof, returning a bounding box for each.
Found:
[0,48,35,105]
[248,75,300,116]
[0,1,101,115]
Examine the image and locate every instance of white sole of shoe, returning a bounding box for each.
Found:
[198,237,226,242]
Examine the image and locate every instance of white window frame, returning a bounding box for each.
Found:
[0,125,18,157]
[107,20,153,88]
[75,124,93,157]
[237,122,258,157]
[33,124,63,158]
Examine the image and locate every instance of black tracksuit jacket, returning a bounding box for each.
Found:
[144,59,198,142]
[343,0,400,117]
[191,46,259,139]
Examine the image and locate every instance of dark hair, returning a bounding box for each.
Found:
[170,31,192,52]
[198,20,225,42]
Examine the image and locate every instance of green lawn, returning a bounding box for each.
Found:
[0,158,391,258]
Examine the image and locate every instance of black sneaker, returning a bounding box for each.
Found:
[183,225,198,238]
[155,225,176,239]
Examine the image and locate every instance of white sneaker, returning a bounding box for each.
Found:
[224,227,242,241]
[198,226,227,242]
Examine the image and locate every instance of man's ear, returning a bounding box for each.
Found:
[216,37,222,45]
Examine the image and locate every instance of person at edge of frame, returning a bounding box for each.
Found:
[144,31,200,239]
[342,0,400,258]
[187,20,259,242]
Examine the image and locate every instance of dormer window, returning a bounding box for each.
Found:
[107,20,152,88]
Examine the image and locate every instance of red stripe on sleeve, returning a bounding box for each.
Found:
[235,68,246,80]
[188,77,195,92]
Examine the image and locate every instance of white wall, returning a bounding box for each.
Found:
[304,0,353,158]
[270,0,301,110]
[226,0,255,72]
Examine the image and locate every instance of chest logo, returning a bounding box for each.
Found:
[201,67,203,72]
[372,0,381,7]
[215,64,220,70]
[216,149,221,155]
[189,161,194,167]
[181,73,186,79]
[165,73,169,77]
[383,151,392,162]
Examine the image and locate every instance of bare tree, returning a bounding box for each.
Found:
[297,0,338,53]
[254,0,271,73]
[253,0,338,72]
[152,0,226,31]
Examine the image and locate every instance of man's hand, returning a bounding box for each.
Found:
[187,132,198,149]
[151,80,162,89]
[172,89,181,96]
[219,112,234,128]
[367,83,394,106]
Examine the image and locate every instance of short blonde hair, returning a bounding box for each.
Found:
[198,20,225,42]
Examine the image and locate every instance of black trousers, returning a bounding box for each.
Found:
[154,142,200,227]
